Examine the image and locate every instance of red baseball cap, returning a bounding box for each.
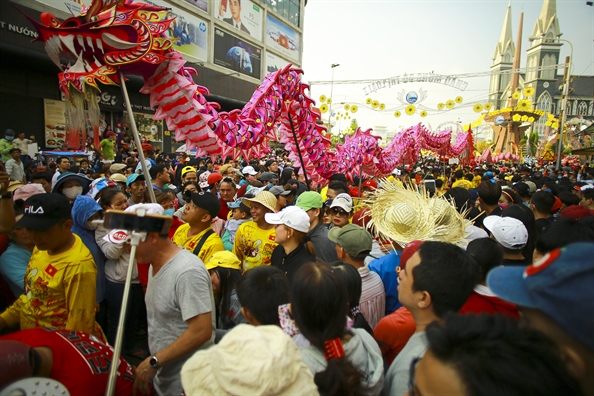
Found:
[362,179,378,190]
[208,172,223,185]
[400,240,423,269]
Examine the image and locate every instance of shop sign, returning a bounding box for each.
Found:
[0,21,39,38]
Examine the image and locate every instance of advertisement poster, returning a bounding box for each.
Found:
[214,27,262,79]
[265,52,292,75]
[183,0,208,13]
[44,99,67,149]
[265,14,300,62]
[214,0,263,42]
[143,0,208,62]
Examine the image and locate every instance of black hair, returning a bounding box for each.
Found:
[466,238,503,282]
[412,242,477,318]
[464,173,474,182]
[212,267,243,329]
[291,262,362,396]
[280,167,294,186]
[331,262,374,336]
[531,191,556,214]
[583,188,594,201]
[558,191,580,207]
[99,188,127,209]
[455,169,464,179]
[328,173,346,185]
[56,156,70,165]
[236,266,289,326]
[535,217,594,255]
[443,187,472,214]
[477,181,502,206]
[31,172,51,183]
[328,181,349,196]
[79,159,89,166]
[435,179,444,188]
[424,314,583,396]
[501,204,537,259]
[500,188,522,205]
[149,164,167,179]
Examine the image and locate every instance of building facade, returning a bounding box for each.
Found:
[0,0,305,153]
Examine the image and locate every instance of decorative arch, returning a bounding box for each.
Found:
[537,91,552,113]
[577,101,587,116]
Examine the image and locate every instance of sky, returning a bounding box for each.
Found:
[300,0,594,137]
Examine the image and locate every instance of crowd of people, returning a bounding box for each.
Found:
[0,126,593,396]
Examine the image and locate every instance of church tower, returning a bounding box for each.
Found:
[489,3,515,110]
[525,0,562,136]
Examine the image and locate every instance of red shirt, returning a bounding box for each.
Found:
[373,306,416,367]
[1,328,137,396]
[460,290,519,319]
[218,197,232,220]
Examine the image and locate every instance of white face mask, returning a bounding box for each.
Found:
[86,220,99,230]
[62,186,83,200]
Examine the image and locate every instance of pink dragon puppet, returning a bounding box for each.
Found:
[26,0,471,181]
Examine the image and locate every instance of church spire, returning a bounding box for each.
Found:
[530,0,561,43]
[493,3,515,64]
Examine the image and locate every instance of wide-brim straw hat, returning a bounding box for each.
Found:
[364,179,470,247]
[242,190,277,213]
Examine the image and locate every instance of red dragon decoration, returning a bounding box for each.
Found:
[25,0,471,181]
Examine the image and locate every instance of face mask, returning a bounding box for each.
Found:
[163,209,175,217]
[62,186,83,200]
[87,220,99,230]
[5,136,13,141]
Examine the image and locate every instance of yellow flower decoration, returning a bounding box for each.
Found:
[545,121,552,127]
[343,104,350,111]
[366,98,373,105]
[420,110,427,118]
[445,100,455,109]
[379,103,386,110]
[326,98,332,105]
[517,100,532,111]
[521,115,528,122]
[512,114,521,122]
[523,87,535,97]
[463,124,469,131]
[394,111,401,118]
[405,105,416,115]
[320,104,328,113]
[552,122,559,129]
[372,100,380,109]
[473,103,483,113]
[471,122,477,128]
[455,96,463,104]
[437,103,445,110]
[335,116,340,120]
[484,103,493,111]
[512,91,521,100]
[528,117,535,122]
[350,105,358,113]
[319,95,327,103]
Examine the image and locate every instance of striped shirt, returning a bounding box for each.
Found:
[358,265,386,329]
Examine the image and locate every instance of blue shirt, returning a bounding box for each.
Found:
[368,249,401,315]
[0,242,32,297]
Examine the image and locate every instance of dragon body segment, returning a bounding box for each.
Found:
[26,0,471,181]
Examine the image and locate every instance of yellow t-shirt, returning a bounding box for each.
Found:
[0,235,102,338]
[473,175,482,188]
[232,221,277,271]
[172,223,224,264]
[452,179,474,190]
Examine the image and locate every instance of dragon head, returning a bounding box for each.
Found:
[26,0,175,96]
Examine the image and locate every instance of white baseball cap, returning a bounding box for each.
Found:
[329,193,353,213]
[242,166,258,176]
[483,216,528,250]
[264,206,310,233]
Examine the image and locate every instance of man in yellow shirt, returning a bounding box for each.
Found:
[173,191,224,264]
[233,191,278,271]
[0,194,102,338]
[451,169,474,190]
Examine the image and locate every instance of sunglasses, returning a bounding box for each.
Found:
[329,207,350,217]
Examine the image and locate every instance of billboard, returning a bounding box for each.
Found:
[143,0,208,62]
[214,0,263,42]
[265,14,300,62]
[265,52,292,75]
[183,0,208,13]
[214,27,262,79]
